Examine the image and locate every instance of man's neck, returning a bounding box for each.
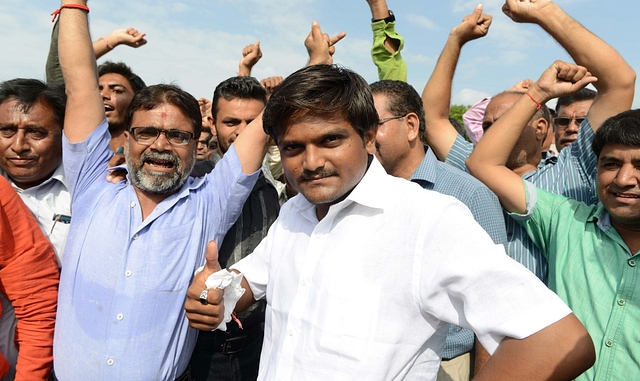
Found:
[390,145,426,180]
[133,187,174,221]
[109,127,126,153]
[611,219,640,255]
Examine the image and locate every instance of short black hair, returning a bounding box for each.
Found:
[263,64,378,144]
[211,76,266,118]
[0,78,66,128]
[369,80,426,140]
[98,61,146,93]
[592,109,640,158]
[124,84,202,139]
[556,88,596,114]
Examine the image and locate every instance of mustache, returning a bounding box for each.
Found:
[140,151,180,167]
[299,168,337,181]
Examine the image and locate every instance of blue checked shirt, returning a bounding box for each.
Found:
[446,119,598,283]
[54,120,259,381]
[410,147,507,360]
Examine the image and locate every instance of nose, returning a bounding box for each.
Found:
[302,145,325,172]
[235,121,248,137]
[10,130,29,154]
[614,164,639,188]
[150,131,173,152]
[100,87,110,100]
[565,119,580,133]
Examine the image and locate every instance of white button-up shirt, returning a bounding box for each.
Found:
[233,157,570,381]
[1,164,70,266]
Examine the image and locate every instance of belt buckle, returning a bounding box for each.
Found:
[222,335,247,355]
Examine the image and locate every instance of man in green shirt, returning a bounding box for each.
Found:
[467,57,639,381]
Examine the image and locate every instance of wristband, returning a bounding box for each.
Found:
[525,92,542,110]
[101,37,114,50]
[51,4,90,23]
[372,10,395,23]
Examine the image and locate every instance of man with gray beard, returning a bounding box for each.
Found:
[50,3,271,380]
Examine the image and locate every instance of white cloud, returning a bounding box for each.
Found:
[453,88,491,105]
[406,14,438,30]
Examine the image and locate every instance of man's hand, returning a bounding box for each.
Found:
[260,76,283,100]
[238,41,263,76]
[509,79,534,92]
[502,0,554,24]
[105,148,127,184]
[106,27,147,49]
[450,4,492,44]
[185,241,226,331]
[529,60,597,104]
[305,21,346,66]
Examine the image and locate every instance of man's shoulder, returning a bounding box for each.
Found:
[432,160,497,201]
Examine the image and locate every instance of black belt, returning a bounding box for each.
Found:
[50,366,192,381]
[196,323,263,355]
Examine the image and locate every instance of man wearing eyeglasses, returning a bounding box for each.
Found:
[53,3,269,381]
[553,88,596,151]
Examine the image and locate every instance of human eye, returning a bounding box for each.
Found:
[134,127,158,141]
[0,126,17,138]
[281,143,303,155]
[167,130,192,145]
[26,128,48,140]
[323,134,343,146]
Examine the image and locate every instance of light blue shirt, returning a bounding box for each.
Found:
[54,120,259,380]
[410,147,507,359]
[446,119,598,283]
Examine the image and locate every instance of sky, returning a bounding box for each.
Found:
[1,0,638,108]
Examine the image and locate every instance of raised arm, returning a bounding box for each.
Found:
[366,0,407,81]
[305,21,346,66]
[422,5,491,160]
[58,1,105,143]
[93,27,147,59]
[503,0,635,130]
[238,41,263,77]
[466,61,596,213]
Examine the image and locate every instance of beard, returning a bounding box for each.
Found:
[126,150,195,195]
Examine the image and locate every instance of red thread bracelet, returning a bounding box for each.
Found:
[101,37,114,50]
[525,92,542,110]
[51,4,90,23]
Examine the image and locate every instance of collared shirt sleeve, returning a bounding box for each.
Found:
[463,97,490,145]
[568,118,598,191]
[0,178,59,381]
[415,197,571,354]
[444,135,474,172]
[371,20,407,82]
[62,119,112,203]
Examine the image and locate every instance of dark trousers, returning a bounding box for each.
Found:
[189,324,264,381]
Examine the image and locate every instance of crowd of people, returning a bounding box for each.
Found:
[0,0,638,380]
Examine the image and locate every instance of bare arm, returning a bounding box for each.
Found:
[58,0,105,143]
[422,5,491,160]
[93,27,147,59]
[232,110,270,175]
[466,61,596,213]
[503,0,635,130]
[474,314,594,381]
[366,0,398,52]
[238,41,262,77]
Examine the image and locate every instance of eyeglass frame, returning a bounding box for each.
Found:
[378,115,406,125]
[129,126,195,147]
[553,116,586,129]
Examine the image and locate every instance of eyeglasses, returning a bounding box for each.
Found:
[378,115,406,125]
[553,117,585,128]
[130,127,194,146]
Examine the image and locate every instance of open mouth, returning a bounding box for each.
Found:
[613,193,640,199]
[144,157,175,169]
[104,104,115,113]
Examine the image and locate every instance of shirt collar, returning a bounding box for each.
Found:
[1,163,68,191]
[588,203,613,232]
[409,146,436,185]
[291,155,387,222]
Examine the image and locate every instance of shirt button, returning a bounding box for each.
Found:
[288,329,294,336]
[629,259,636,267]
[618,298,626,306]
[125,270,132,277]
[133,234,139,240]
[605,340,614,347]
[107,358,114,366]
[117,313,124,321]
[130,202,136,208]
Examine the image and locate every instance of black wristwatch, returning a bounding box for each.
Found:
[372,10,395,23]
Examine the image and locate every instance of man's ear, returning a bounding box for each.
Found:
[405,113,420,143]
[533,117,548,141]
[365,126,377,155]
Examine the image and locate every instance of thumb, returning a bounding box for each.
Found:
[473,3,483,21]
[205,240,222,273]
[254,40,260,49]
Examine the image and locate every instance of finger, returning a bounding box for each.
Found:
[311,20,323,39]
[329,31,346,46]
[205,240,222,273]
[480,13,492,28]
[254,40,260,50]
[473,3,483,22]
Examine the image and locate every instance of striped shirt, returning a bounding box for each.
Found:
[445,119,598,283]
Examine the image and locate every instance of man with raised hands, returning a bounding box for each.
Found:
[53,1,269,380]
[467,59,640,381]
